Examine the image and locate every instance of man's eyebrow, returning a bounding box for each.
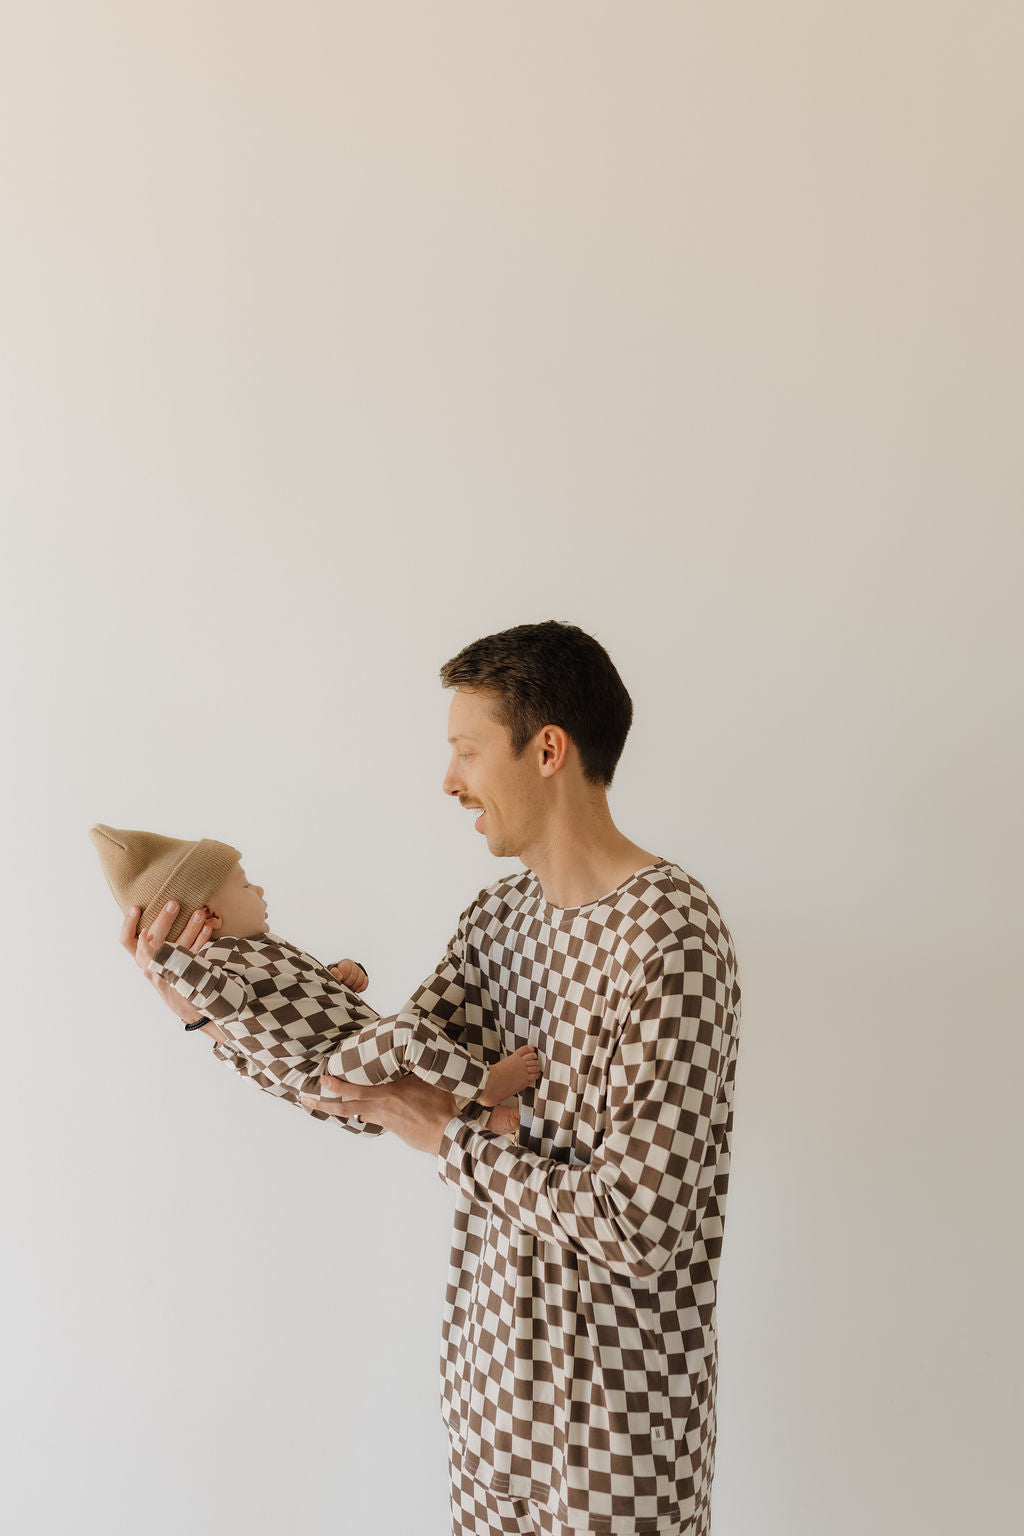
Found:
[447,734,478,745]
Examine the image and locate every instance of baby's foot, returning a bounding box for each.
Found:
[479,1044,541,1106]
[485,1104,521,1137]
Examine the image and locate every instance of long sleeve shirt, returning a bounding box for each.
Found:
[398,859,742,1536]
[146,931,490,1131]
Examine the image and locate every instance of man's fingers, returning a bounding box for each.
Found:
[145,900,181,949]
[299,1075,392,1124]
[129,900,193,976]
[300,1074,455,1154]
[313,1073,371,1104]
[317,1073,392,1102]
[298,1089,370,1124]
[120,901,166,971]
[134,902,213,965]
[120,905,141,954]
[182,907,214,954]
[128,918,159,971]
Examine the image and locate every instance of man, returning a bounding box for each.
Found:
[126,620,742,1536]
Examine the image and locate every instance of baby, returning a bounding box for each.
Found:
[91,824,540,1137]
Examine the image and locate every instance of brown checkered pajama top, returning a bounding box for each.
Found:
[398,859,741,1534]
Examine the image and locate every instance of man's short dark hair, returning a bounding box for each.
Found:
[440,620,633,788]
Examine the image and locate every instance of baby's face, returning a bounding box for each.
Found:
[203,861,269,940]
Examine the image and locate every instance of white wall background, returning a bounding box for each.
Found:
[3,4,1021,1533]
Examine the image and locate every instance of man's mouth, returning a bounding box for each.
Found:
[462,803,486,831]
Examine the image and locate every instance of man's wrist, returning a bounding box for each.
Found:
[170,997,203,1025]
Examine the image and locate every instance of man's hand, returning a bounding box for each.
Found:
[328,958,369,993]
[120,899,226,1040]
[298,1073,458,1157]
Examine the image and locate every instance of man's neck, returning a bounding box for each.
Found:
[522,814,662,912]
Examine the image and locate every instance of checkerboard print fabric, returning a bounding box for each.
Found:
[147,931,488,1130]
[407,860,741,1535]
[448,1432,694,1535]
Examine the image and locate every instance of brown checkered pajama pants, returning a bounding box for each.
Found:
[448,1437,691,1536]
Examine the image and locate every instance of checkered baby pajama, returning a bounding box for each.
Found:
[146,929,493,1127]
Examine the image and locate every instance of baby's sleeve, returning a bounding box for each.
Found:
[148,940,253,1019]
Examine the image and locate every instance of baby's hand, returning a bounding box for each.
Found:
[329,957,369,993]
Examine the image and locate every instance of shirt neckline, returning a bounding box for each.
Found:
[537,858,672,922]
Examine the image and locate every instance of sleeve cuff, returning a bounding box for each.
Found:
[149,942,193,981]
[436,1115,518,1189]
[437,1115,473,1182]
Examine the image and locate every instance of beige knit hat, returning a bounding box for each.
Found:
[89,824,243,946]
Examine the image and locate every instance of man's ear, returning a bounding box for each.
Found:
[538,725,570,776]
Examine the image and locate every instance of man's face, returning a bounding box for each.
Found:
[442,688,542,860]
[205,861,269,939]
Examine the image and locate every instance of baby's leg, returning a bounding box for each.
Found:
[327,1014,541,1107]
[327,1012,489,1099]
[477,1044,541,1105]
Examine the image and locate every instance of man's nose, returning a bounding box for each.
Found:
[442,765,462,797]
